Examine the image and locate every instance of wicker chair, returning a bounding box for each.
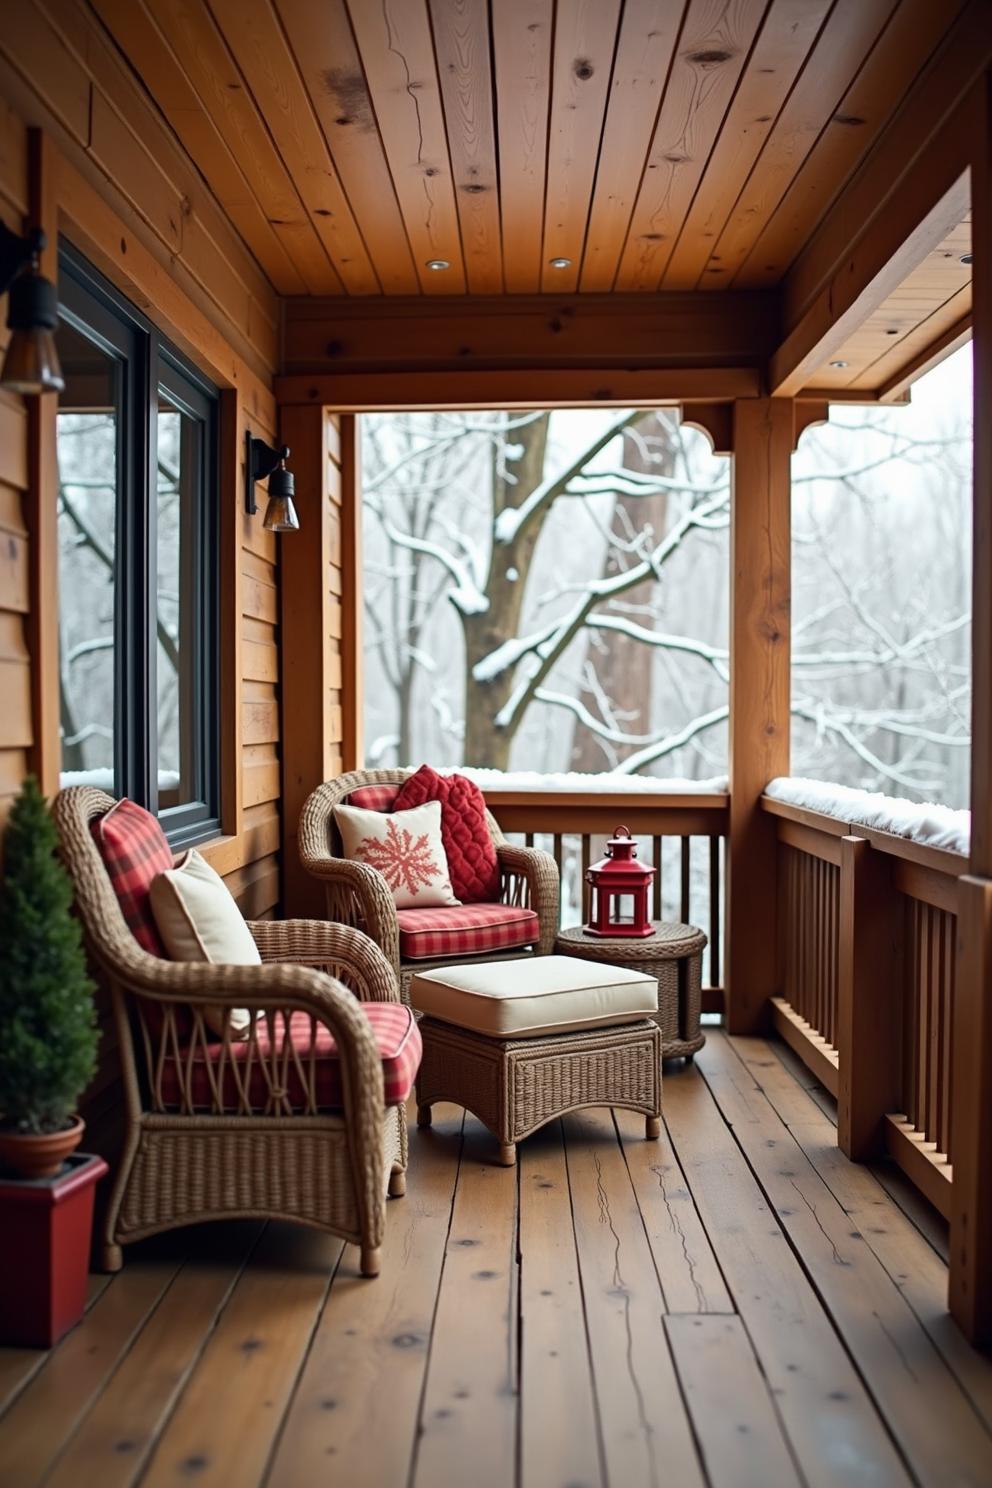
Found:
[54,786,409,1278]
[299,769,559,1000]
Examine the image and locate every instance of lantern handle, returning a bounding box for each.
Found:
[614,825,632,839]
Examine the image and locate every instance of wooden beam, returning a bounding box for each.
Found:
[771,167,969,397]
[279,403,335,918]
[726,398,792,1034]
[782,0,992,336]
[836,837,902,1161]
[796,388,911,405]
[281,291,778,374]
[876,313,972,403]
[275,367,762,412]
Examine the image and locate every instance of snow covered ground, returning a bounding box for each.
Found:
[765,776,969,855]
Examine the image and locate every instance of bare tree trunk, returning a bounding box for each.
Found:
[571,422,675,769]
[462,414,550,767]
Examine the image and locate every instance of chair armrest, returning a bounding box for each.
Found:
[114,954,386,1182]
[247,919,400,1003]
[497,844,560,954]
[298,854,400,974]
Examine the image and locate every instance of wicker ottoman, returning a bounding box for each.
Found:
[410,955,663,1166]
[556,921,708,1060]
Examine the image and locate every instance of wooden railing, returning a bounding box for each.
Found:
[763,794,966,1218]
[484,790,728,1010]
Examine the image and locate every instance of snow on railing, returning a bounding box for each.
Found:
[765,776,969,856]
[446,767,729,795]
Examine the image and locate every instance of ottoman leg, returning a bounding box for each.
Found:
[497,1142,517,1167]
[645,1116,661,1141]
[389,1168,407,1198]
[417,1103,433,1128]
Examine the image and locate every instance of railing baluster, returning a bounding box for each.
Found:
[581,834,591,923]
[680,838,690,924]
[709,835,720,988]
[652,834,662,920]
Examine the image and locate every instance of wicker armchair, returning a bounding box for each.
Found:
[54,786,409,1278]
[299,769,559,999]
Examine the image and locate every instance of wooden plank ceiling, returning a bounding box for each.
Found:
[88,0,972,390]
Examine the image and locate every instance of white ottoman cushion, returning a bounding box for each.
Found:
[409,954,658,1038]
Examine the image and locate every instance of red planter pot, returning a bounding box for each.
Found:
[0,1151,108,1348]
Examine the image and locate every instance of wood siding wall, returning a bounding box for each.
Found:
[0,50,349,1121]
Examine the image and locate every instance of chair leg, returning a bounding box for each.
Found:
[389,1167,407,1198]
[360,1245,381,1278]
[645,1115,661,1141]
[103,1242,123,1273]
[497,1142,516,1167]
[417,1103,433,1128]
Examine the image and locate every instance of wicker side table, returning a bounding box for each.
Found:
[556,921,707,1060]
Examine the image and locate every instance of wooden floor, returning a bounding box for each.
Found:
[3,1031,992,1488]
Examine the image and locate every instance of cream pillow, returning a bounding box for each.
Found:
[334,799,460,909]
[150,849,260,1038]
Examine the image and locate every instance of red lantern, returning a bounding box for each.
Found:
[584,825,655,938]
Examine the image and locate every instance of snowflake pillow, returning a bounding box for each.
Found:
[333,799,461,909]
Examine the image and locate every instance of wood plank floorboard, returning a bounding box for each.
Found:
[695,1034,992,1487]
[1,1040,991,1488]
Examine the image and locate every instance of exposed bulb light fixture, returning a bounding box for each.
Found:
[425,258,450,271]
[245,434,300,533]
[548,256,572,269]
[0,222,64,395]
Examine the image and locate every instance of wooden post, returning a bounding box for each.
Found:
[836,836,902,1160]
[339,414,363,773]
[726,398,793,1033]
[950,877,992,1342]
[279,402,336,918]
[950,70,992,1344]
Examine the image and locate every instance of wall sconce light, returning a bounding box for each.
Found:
[245,434,300,532]
[0,222,64,395]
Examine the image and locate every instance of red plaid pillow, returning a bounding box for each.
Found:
[348,784,402,811]
[394,765,500,903]
[92,798,173,956]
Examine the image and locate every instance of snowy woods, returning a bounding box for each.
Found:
[362,347,972,809]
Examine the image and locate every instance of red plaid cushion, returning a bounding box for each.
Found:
[157,1001,421,1112]
[92,798,173,956]
[348,784,402,811]
[394,766,500,903]
[396,903,539,961]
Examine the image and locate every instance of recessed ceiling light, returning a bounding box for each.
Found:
[425,258,450,271]
[829,360,849,369]
[548,256,572,269]
[960,253,973,265]
[885,328,900,336]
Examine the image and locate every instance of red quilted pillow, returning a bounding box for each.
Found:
[92,798,173,956]
[393,765,500,904]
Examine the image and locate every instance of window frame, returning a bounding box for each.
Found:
[57,243,221,848]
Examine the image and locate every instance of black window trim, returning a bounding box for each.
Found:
[57,242,221,849]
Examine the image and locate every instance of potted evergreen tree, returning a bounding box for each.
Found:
[0,776,106,1347]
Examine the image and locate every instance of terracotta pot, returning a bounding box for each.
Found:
[0,1116,85,1180]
